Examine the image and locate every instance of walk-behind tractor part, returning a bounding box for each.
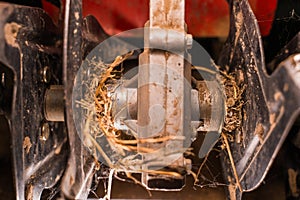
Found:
[0,0,299,199]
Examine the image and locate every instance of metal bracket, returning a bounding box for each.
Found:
[60,0,95,199]
[219,0,300,199]
[0,3,68,200]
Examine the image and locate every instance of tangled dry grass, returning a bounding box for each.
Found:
[219,69,245,192]
[92,51,188,171]
[77,51,198,198]
[78,52,245,197]
[192,64,245,192]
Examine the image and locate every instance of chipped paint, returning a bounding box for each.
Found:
[23,136,32,154]
[4,22,21,48]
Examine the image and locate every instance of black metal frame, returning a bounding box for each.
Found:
[219,0,300,199]
[0,3,68,199]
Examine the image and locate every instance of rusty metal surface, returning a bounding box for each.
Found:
[137,0,192,190]
[218,0,300,199]
[103,0,225,191]
[149,0,185,31]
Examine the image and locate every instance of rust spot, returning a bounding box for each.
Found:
[173,98,179,107]
[230,8,244,62]
[236,70,245,85]
[4,22,21,47]
[254,123,264,143]
[236,11,244,27]
[26,184,33,200]
[165,51,170,60]
[172,109,178,116]
[274,91,283,101]
[69,176,74,185]
[174,127,179,133]
[163,0,171,16]
[23,136,32,154]
[151,0,183,30]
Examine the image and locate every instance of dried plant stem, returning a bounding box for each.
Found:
[188,170,198,183]
[124,171,152,197]
[222,133,242,192]
[86,133,114,167]
[192,65,217,75]
[90,51,196,195]
[113,135,184,145]
[94,51,188,157]
[194,152,209,185]
[140,170,182,178]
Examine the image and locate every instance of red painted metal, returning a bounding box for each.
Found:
[42,0,60,25]
[249,0,278,36]
[42,0,277,37]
